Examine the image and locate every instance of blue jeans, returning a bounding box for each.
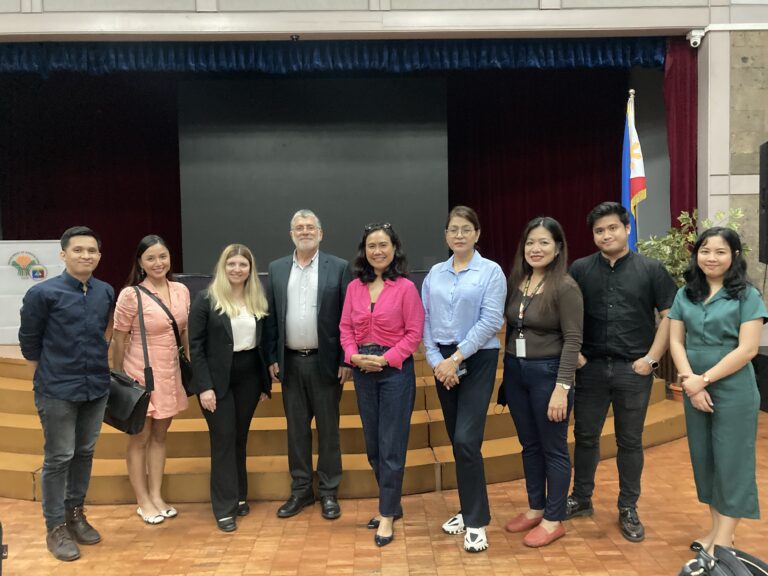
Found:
[503,354,573,521]
[572,357,652,510]
[435,347,497,528]
[353,347,415,517]
[34,391,108,531]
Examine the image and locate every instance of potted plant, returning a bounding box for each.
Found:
[637,208,747,400]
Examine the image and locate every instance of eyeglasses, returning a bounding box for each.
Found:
[364,222,392,232]
[292,225,318,233]
[446,226,475,237]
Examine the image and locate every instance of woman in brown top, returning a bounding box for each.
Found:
[500,216,583,548]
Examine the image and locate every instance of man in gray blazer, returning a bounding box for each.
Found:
[265,209,352,520]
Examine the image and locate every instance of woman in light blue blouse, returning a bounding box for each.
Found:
[421,205,506,553]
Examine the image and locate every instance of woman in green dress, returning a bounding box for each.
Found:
[668,227,767,554]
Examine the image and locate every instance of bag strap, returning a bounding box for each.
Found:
[137,285,183,351]
[133,287,154,392]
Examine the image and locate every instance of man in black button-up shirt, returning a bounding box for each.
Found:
[565,203,677,543]
[19,226,114,562]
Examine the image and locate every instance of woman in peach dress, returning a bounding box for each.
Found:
[112,235,190,525]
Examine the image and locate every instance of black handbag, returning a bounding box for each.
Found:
[104,287,155,435]
[679,546,768,576]
[137,285,194,397]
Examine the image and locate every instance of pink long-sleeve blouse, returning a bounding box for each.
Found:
[340,276,424,369]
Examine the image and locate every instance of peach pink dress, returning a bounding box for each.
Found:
[113,280,190,419]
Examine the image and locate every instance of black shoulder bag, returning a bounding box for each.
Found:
[104,287,155,435]
[137,285,193,397]
[678,545,768,576]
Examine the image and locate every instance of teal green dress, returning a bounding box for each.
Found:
[668,285,767,519]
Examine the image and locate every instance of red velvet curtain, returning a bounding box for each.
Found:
[664,37,698,226]
[448,69,628,274]
[0,74,182,290]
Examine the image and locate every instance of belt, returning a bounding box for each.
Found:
[286,348,318,357]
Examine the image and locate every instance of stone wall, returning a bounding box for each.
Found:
[730,31,768,287]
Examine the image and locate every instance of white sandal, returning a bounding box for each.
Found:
[464,527,488,553]
[136,507,165,525]
[442,513,465,535]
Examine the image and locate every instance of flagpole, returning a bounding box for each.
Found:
[629,89,637,241]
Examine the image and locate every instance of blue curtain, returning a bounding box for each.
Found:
[0,38,664,75]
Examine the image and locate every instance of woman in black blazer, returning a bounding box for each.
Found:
[189,244,271,532]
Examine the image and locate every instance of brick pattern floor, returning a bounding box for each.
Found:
[1,414,766,575]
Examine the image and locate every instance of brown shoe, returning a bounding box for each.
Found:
[523,523,566,548]
[504,513,543,533]
[66,506,101,545]
[47,524,80,561]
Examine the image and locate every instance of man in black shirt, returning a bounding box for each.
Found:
[19,226,115,562]
[566,202,677,542]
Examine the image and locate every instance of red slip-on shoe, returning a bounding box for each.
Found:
[523,523,566,548]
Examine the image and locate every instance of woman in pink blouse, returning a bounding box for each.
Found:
[340,222,424,548]
[112,235,190,525]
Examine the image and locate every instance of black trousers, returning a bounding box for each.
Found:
[282,351,342,497]
[201,349,263,520]
[572,357,652,510]
[435,347,498,528]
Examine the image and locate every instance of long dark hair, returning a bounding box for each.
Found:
[125,235,176,287]
[684,227,748,303]
[508,217,569,314]
[352,223,409,283]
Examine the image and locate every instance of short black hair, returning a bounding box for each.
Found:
[353,223,409,283]
[684,227,749,303]
[60,226,101,250]
[587,202,630,229]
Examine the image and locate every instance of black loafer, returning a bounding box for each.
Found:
[320,495,341,520]
[564,496,593,520]
[619,507,645,542]
[367,511,403,529]
[374,532,394,547]
[217,517,236,532]
[277,494,314,518]
[237,501,250,517]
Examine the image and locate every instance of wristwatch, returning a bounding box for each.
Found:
[451,354,461,365]
[644,356,660,370]
[558,382,572,391]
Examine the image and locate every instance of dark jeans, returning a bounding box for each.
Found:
[34,391,109,531]
[282,351,342,498]
[354,346,415,518]
[572,357,653,510]
[504,354,573,521]
[200,349,263,520]
[435,346,497,528]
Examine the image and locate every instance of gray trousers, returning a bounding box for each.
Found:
[282,352,343,497]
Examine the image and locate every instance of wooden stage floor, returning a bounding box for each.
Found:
[1,414,767,576]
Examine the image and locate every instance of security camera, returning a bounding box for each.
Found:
[686,30,705,48]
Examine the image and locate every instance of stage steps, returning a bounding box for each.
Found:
[0,339,686,504]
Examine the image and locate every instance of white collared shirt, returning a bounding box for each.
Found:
[285,250,319,350]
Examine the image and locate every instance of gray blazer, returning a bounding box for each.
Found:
[264,251,351,382]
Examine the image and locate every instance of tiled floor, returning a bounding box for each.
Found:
[1,414,767,575]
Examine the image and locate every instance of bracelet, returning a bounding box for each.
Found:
[450,354,460,366]
[702,373,711,385]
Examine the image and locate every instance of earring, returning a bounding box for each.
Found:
[140,268,146,278]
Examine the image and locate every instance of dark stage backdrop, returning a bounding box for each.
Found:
[448,69,628,275]
[2,69,634,288]
[0,74,183,290]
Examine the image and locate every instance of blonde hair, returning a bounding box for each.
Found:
[207,244,268,320]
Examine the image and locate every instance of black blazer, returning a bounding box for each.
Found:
[264,251,351,382]
[188,290,271,398]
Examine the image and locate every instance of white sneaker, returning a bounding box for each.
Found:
[442,513,465,534]
[464,527,488,552]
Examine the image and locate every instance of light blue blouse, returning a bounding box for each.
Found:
[421,250,507,368]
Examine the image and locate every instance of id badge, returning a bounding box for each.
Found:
[516,336,526,358]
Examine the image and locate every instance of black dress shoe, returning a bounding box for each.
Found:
[565,496,593,520]
[277,494,314,518]
[375,531,394,547]
[366,511,403,529]
[217,517,237,532]
[237,501,250,517]
[320,496,341,520]
[619,507,645,542]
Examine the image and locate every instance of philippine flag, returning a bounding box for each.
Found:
[621,89,647,252]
